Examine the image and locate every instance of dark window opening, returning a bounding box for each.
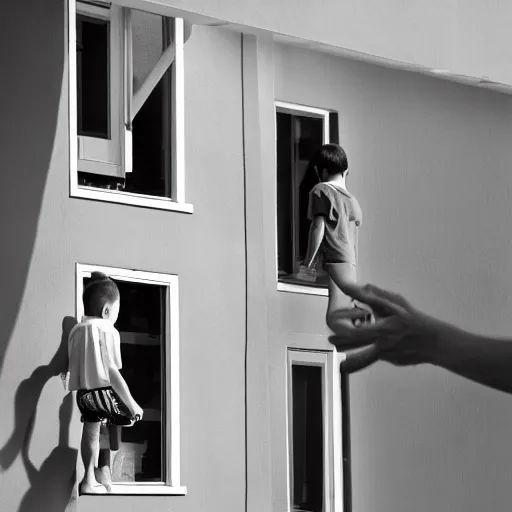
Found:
[76,15,110,139]
[125,65,173,198]
[83,277,166,483]
[291,364,324,512]
[276,111,329,287]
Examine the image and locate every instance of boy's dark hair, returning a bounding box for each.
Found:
[83,271,120,317]
[310,143,348,177]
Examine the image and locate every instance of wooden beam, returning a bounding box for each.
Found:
[131,43,176,120]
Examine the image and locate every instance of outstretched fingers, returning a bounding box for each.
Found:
[357,284,410,318]
[356,316,403,333]
[328,322,382,348]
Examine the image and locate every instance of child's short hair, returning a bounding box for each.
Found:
[83,272,120,317]
[310,143,348,176]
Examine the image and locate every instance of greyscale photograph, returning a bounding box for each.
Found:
[1,1,512,512]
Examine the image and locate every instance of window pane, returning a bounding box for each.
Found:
[127,66,172,197]
[296,116,323,258]
[83,277,166,483]
[76,15,110,139]
[276,111,326,285]
[126,12,173,198]
[132,10,165,93]
[276,112,294,276]
[291,365,324,512]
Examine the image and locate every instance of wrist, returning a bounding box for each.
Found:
[418,314,450,365]
[426,318,480,368]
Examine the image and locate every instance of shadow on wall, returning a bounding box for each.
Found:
[0,317,77,472]
[18,393,78,512]
[0,0,64,376]
[0,317,78,512]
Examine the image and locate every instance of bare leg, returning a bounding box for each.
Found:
[80,421,106,494]
[95,425,113,492]
[109,425,121,451]
[325,263,370,334]
[326,263,380,371]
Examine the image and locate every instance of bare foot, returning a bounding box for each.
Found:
[95,466,112,492]
[79,480,108,495]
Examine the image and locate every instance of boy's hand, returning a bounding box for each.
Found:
[295,265,317,283]
[350,299,374,325]
[130,403,144,422]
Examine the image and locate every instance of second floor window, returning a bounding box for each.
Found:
[69,1,191,212]
[275,102,339,289]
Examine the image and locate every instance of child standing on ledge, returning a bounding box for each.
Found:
[67,272,143,494]
[297,144,373,337]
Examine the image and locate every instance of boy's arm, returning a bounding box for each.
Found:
[295,216,325,282]
[108,366,143,419]
[100,329,143,419]
[303,215,325,268]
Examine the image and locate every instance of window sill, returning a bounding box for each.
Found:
[71,185,194,214]
[277,280,328,297]
[81,484,187,496]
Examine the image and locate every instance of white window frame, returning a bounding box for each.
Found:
[275,101,331,297]
[75,263,186,496]
[68,0,193,213]
[75,2,125,177]
[286,349,344,512]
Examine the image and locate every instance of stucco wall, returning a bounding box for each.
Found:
[0,2,246,510]
[270,42,512,512]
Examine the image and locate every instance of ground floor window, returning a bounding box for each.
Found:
[287,349,347,511]
[75,264,185,495]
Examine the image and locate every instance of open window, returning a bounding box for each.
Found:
[287,349,346,512]
[276,102,339,294]
[69,0,192,212]
[76,2,124,178]
[76,264,185,495]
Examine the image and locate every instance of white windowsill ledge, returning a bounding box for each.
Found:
[72,186,194,214]
[277,282,328,297]
[81,484,187,496]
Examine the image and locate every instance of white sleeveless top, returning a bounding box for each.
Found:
[67,317,123,391]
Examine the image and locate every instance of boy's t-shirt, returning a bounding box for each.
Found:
[307,182,362,265]
[67,317,122,391]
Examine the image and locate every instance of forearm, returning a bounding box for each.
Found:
[108,367,138,413]
[326,262,367,303]
[303,219,325,268]
[429,321,512,394]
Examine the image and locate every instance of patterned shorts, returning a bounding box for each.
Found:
[76,387,133,426]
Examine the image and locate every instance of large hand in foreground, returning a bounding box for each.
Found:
[326,306,377,344]
[329,284,441,366]
[354,284,441,366]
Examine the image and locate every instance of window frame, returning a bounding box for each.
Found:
[75,263,186,496]
[275,101,331,297]
[68,0,193,213]
[286,349,345,512]
[75,2,124,178]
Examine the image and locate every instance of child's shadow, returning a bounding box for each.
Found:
[18,393,78,512]
[0,316,77,471]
